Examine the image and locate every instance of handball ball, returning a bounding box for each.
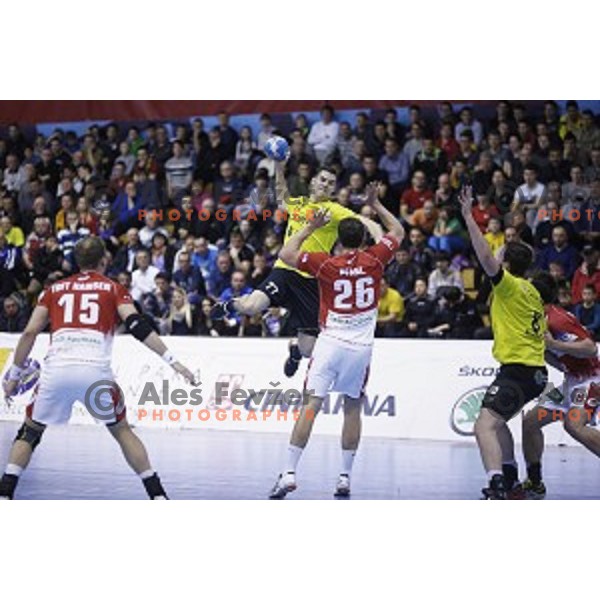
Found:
[264,136,289,161]
[3,358,41,396]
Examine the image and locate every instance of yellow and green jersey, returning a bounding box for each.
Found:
[274,196,359,277]
[490,269,546,366]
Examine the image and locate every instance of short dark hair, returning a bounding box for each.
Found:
[318,165,337,178]
[503,242,533,277]
[338,218,366,249]
[530,271,557,304]
[74,236,105,270]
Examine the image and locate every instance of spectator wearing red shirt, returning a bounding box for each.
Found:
[400,171,433,220]
[471,194,499,233]
[437,122,460,164]
[572,246,600,304]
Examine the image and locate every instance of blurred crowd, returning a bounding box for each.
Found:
[1,101,600,340]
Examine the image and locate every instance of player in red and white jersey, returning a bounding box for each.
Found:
[522,272,600,499]
[0,237,198,500]
[269,183,404,498]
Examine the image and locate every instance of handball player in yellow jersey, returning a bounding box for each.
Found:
[459,186,548,499]
[211,158,383,376]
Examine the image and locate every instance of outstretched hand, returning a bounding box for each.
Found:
[307,208,331,230]
[458,185,474,219]
[365,181,382,206]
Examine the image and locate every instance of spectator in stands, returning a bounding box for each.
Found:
[559,101,582,140]
[427,252,464,298]
[399,277,436,338]
[235,126,256,176]
[428,205,466,255]
[483,217,504,256]
[288,162,312,198]
[486,168,515,217]
[335,122,354,169]
[378,137,410,195]
[413,137,447,188]
[456,130,479,170]
[219,270,253,326]
[536,224,580,280]
[471,194,500,233]
[472,152,496,196]
[248,251,271,288]
[574,284,600,340]
[112,228,142,274]
[437,123,460,164]
[217,111,239,159]
[207,250,234,298]
[139,211,168,248]
[585,148,600,183]
[131,248,159,302]
[562,164,590,203]
[571,245,600,303]
[76,196,97,234]
[385,246,421,298]
[27,234,63,298]
[172,250,206,305]
[376,276,404,337]
[512,163,546,227]
[165,140,193,203]
[0,293,28,333]
[434,173,456,207]
[22,215,51,274]
[400,170,433,219]
[429,286,481,339]
[162,287,198,336]
[149,231,175,274]
[197,297,230,337]
[576,178,600,245]
[486,130,510,169]
[410,198,438,236]
[191,236,218,284]
[213,160,244,210]
[408,227,434,275]
[509,209,534,247]
[257,114,274,151]
[227,227,255,273]
[403,122,425,165]
[0,214,24,247]
[57,210,90,271]
[307,104,339,164]
[455,107,483,146]
[112,180,147,235]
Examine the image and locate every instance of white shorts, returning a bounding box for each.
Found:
[305,335,372,399]
[539,375,600,423]
[27,362,126,426]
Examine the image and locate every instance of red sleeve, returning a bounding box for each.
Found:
[297,252,330,277]
[365,235,400,267]
[113,281,134,306]
[37,287,52,310]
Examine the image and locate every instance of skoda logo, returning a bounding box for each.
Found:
[450,386,488,436]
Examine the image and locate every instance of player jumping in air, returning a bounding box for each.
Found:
[459,185,548,499]
[522,273,600,499]
[210,158,382,377]
[268,183,404,499]
[0,237,199,500]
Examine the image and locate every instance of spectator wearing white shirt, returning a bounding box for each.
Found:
[511,163,546,228]
[427,252,464,298]
[307,104,339,165]
[257,114,275,151]
[454,107,484,147]
[131,248,159,302]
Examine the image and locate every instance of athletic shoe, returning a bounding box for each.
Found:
[481,474,506,500]
[269,471,297,499]
[284,344,302,377]
[334,474,351,498]
[523,479,547,500]
[210,300,234,321]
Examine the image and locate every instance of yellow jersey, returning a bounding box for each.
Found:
[378,288,405,322]
[490,269,546,366]
[274,196,359,277]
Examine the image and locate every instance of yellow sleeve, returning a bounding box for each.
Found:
[389,291,405,320]
[327,202,359,222]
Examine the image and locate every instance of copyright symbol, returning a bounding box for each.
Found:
[84,379,125,423]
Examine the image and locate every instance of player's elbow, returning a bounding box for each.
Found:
[278,249,297,268]
[581,339,598,357]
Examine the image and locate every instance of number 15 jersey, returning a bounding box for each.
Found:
[298,235,399,346]
[38,271,133,367]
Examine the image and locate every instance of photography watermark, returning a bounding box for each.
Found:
[84,378,315,423]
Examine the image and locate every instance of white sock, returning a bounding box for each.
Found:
[285,445,303,472]
[341,450,356,476]
[5,464,23,477]
[139,469,154,480]
[487,469,503,480]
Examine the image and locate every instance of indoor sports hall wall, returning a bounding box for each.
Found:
[0,334,578,447]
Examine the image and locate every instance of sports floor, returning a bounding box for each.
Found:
[1,421,598,499]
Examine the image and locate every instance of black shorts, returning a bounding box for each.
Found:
[482,364,548,420]
[258,267,319,336]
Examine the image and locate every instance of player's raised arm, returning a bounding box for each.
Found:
[365,182,404,245]
[278,209,331,268]
[2,305,49,399]
[545,332,598,359]
[117,303,200,385]
[274,159,290,208]
[459,185,500,278]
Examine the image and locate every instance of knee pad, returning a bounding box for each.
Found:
[15,422,45,450]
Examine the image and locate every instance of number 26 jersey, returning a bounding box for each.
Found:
[298,235,399,346]
[37,271,133,367]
